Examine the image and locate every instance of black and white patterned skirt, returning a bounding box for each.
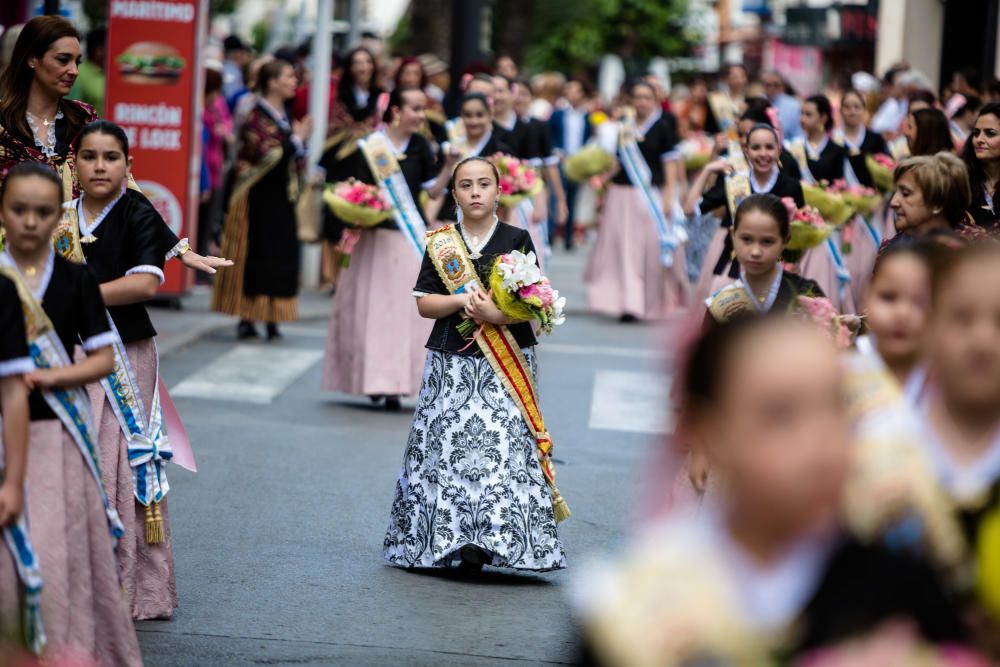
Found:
[382,349,567,571]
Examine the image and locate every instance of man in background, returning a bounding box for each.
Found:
[762,70,801,139]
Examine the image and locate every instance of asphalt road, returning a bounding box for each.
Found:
[137,249,676,666]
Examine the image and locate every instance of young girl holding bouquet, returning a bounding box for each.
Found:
[0,162,141,664]
[383,156,567,573]
[73,120,177,620]
[705,193,823,324]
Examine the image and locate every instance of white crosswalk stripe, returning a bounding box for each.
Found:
[170,345,323,404]
[588,370,673,434]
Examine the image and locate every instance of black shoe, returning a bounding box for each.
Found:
[369,395,385,404]
[457,545,491,574]
[237,320,259,339]
[266,323,282,341]
[385,396,402,412]
[619,314,638,323]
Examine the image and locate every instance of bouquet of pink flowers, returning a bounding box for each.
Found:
[802,182,854,226]
[796,295,854,349]
[829,179,883,217]
[322,178,392,228]
[457,249,566,338]
[782,197,834,251]
[679,133,714,172]
[865,153,897,192]
[493,153,544,208]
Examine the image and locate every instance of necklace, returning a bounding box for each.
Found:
[24,265,37,277]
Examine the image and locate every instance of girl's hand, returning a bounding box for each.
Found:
[705,158,734,175]
[293,116,313,142]
[0,483,23,527]
[180,251,234,274]
[464,290,507,325]
[23,368,62,391]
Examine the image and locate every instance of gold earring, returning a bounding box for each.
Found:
[392,117,400,128]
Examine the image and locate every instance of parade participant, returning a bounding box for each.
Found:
[212,59,311,340]
[949,94,981,146]
[319,46,383,285]
[920,243,1000,631]
[961,102,1000,230]
[888,152,982,248]
[856,239,935,405]
[577,316,965,665]
[393,56,446,148]
[705,194,823,324]
[587,80,688,321]
[436,93,512,225]
[789,95,846,183]
[321,88,456,410]
[904,108,956,157]
[71,120,179,620]
[0,16,230,276]
[835,89,892,308]
[685,124,804,305]
[549,78,593,250]
[736,99,802,179]
[0,162,141,664]
[705,63,748,139]
[383,156,568,573]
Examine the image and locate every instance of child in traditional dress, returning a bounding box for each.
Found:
[577,316,967,666]
[0,162,141,664]
[705,193,823,325]
[73,120,177,620]
[383,156,567,574]
[920,243,1000,644]
[856,239,936,404]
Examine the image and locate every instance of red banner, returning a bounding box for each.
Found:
[105,0,206,296]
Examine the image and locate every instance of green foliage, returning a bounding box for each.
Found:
[522,0,694,74]
[211,0,240,16]
[251,19,270,54]
[388,10,412,55]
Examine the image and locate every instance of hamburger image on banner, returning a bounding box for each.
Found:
[116,41,185,84]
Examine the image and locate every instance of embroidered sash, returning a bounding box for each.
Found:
[618,110,680,268]
[785,138,817,185]
[359,132,428,257]
[0,511,44,654]
[425,226,570,522]
[707,91,738,140]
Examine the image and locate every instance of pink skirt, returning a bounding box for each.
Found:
[797,241,857,315]
[846,214,882,312]
[691,226,734,309]
[0,420,142,666]
[87,338,177,621]
[321,228,432,396]
[585,184,690,319]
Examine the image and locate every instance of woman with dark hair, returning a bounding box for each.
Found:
[212,59,312,340]
[737,97,801,179]
[588,79,688,321]
[961,102,1000,229]
[393,55,447,153]
[904,108,955,156]
[788,94,846,183]
[321,87,455,410]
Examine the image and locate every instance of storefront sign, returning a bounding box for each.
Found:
[105,0,207,296]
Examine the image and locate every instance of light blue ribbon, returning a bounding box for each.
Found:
[619,127,679,267]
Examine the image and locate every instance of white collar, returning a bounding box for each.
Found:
[919,394,1000,501]
[806,135,829,160]
[258,98,291,132]
[0,248,55,300]
[77,189,126,239]
[750,166,780,193]
[458,216,500,258]
[740,264,783,312]
[495,112,517,131]
[636,109,662,138]
[378,128,410,156]
[467,128,493,158]
[838,126,866,151]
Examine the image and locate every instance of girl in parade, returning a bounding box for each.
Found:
[836,89,893,308]
[587,80,688,322]
[73,120,178,621]
[383,156,567,573]
[321,87,457,410]
[704,194,823,325]
[577,316,966,665]
[918,243,1000,638]
[436,92,513,226]
[686,123,805,306]
[212,59,311,340]
[961,102,1000,230]
[0,161,142,664]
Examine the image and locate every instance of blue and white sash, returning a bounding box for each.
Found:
[618,110,680,267]
[1,512,44,654]
[826,236,851,300]
[358,132,427,257]
[785,138,818,185]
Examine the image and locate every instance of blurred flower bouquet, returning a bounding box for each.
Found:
[493,154,544,207]
[797,295,854,349]
[783,198,834,252]
[829,179,883,217]
[865,153,897,192]
[803,182,854,227]
[457,249,566,338]
[323,178,392,228]
[679,133,714,172]
[564,143,614,183]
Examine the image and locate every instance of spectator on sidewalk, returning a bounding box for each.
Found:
[762,70,801,140]
[69,26,105,116]
[223,35,253,105]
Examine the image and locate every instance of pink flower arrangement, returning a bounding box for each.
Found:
[492,153,543,207]
[828,179,877,198]
[332,178,389,211]
[872,153,896,169]
[323,178,393,229]
[797,295,853,349]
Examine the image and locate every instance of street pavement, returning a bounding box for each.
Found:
[137,244,678,666]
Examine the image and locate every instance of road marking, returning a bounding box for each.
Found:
[170,345,323,404]
[273,324,330,339]
[543,343,665,360]
[589,370,673,434]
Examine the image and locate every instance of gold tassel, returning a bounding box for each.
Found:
[551,486,571,523]
[145,502,165,544]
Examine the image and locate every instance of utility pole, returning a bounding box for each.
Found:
[347,0,362,47]
[447,0,490,117]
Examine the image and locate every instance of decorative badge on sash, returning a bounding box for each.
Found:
[425,226,571,522]
[708,91,739,141]
[617,108,681,268]
[444,118,470,158]
[359,132,428,257]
